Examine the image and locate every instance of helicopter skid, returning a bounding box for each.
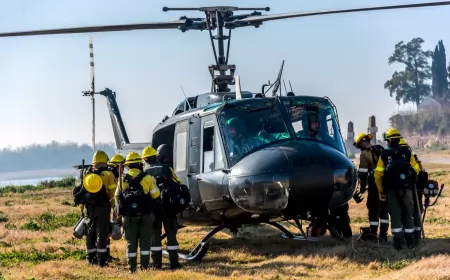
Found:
[281,233,322,242]
[162,224,225,262]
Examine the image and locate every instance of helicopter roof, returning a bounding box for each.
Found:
[155,94,335,132]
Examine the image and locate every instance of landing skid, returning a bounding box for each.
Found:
[161,224,224,262]
[279,218,347,242]
[159,218,346,262]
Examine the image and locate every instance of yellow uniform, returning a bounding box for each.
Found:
[374,128,421,250]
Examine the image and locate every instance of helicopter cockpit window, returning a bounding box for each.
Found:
[218,100,292,165]
[283,99,345,153]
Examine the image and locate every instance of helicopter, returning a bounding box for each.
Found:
[2,1,450,262]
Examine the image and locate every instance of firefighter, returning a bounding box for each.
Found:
[329,203,353,238]
[79,150,117,266]
[101,154,124,262]
[143,144,183,270]
[115,152,160,273]
[374,128,421,250]
[353,133,389,242]
[399,139,426,245]
[108,154,125,178]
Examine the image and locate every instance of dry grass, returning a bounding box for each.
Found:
[0,159,449,279]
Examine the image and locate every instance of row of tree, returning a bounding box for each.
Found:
[0,141,116,172]
[384,37,450,106]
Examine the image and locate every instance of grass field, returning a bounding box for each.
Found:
[0,159,449,279]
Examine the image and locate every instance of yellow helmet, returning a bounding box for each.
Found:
[399,139,408,146]
[353,133,373,147]
[125,152,142,165]
[384,128,402,140]
[108,154,124,166]
[92,150,109,164]
[83,173,103,193]
[142,146,157,159]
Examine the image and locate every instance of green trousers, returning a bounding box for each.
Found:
[151,214,179,264]
[387,189,416,249]
[83,206,110,266]
[123,214,154,270]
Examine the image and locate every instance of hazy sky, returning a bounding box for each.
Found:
[0,0,449,148]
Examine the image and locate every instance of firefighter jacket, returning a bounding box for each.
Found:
[374,147,421,194]
[358,148,376,190]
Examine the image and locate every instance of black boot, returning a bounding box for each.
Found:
[151,262,162,269]
[404,233,417,248]
[392,232,406,250]
[87,252,97,265]
[414,230,422,245]
[379,223,389,243]
[169,262,182,270]
[97,253,107,267]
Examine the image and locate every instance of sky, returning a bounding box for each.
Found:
[0,0,449,148]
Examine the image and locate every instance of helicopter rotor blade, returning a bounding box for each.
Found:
[231,1,450,24]
[0,20,186,38]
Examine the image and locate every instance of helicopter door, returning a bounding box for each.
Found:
[197,116,229,211]
[173,119,189,185]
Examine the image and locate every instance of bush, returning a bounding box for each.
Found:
[0,177,76,196]
[20,211,80,231]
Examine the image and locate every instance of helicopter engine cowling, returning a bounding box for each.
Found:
[227,141,356,217]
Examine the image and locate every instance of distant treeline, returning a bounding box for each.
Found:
[0,141,116,172]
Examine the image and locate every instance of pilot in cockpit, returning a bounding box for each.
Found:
[300,106,336,147]
[225,117,263,160]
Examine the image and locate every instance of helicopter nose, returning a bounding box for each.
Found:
[227,141,356,215]
[227,146,292,215]
[281,142,357,213]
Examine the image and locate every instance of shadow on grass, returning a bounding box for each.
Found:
[175,223,450,278]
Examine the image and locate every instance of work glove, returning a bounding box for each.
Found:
[379,193,386,201]
[353,191,364,204]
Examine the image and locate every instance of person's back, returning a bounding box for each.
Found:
[375,128,421,250]
[115,152,160,273]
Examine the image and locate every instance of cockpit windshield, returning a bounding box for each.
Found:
[281,97,346,153]
[218,99,292,165]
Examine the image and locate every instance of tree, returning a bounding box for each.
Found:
[384,37,432,107]
[431,40,448,101]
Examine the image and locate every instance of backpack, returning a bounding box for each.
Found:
[382,147,415,190]
[145,163,191,215]
[160,182,191,216]
[120,172,153,217]
[73,167,109,207]
[369,145,384,165]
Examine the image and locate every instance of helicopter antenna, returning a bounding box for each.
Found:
[180,85,192,110]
